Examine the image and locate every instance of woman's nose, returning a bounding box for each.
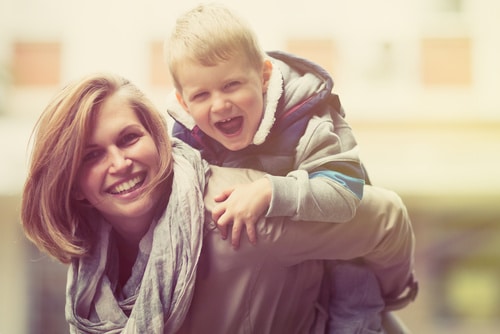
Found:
[108,148,132,173]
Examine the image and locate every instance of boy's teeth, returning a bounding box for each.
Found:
[216,116,243,135]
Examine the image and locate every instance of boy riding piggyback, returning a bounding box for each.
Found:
[165,3,418,333]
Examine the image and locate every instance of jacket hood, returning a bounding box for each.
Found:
[267,50,334,112]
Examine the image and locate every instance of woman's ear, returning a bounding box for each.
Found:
[175,91,189,112]
[262,59,273,92]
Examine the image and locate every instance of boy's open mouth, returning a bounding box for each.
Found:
[215,116,243,135]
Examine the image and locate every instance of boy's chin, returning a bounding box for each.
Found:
[221,139,251,152]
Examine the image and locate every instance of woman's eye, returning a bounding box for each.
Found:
[119,132,141,146]
[82,150,103,162]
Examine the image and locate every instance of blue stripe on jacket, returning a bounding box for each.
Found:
[310,170,365,200]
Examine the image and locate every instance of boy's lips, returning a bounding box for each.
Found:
[215,116,243,135]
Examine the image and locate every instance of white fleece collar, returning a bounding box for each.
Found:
[166,91,196,130]
[252,61,283,145]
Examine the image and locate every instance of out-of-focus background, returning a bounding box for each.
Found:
[1,0,499,333]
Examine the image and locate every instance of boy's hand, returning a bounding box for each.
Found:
[212,177,272,249]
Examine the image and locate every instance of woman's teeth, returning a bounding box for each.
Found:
[110,175,144,194]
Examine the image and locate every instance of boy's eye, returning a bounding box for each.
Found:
[192,92,208,101]
[224,81,240,90]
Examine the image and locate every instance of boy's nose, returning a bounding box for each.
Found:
[211,93,229,112]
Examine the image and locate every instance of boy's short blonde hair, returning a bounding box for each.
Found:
[165,3,266,92]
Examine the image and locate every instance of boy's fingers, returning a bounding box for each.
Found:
[213,187,235,202]
[246,224,257,245]
[218,223,228,240]
[214,210,229,240]
[211,204,223,222]
[231,221,243,250]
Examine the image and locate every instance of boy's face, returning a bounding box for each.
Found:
[176,55,272,151]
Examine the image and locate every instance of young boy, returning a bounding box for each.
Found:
[165,3,417,332]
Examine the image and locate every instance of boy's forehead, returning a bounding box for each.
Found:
[178,55,259,85]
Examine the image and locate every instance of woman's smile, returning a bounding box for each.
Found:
[107,173,146,195]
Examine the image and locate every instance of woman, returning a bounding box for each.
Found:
[21,73,414,333]
[22,73,205,333]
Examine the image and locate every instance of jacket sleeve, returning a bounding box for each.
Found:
[265,108,365,222]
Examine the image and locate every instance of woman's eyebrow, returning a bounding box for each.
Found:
[83,123,143,149]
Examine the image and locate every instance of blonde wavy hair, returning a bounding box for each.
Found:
[21,73,173,263]
[165,3,266,92]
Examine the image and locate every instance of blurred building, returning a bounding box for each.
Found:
[1,0,499,333]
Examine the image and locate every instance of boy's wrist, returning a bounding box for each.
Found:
[263,174,297,218]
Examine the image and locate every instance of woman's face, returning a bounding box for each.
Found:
[75,90,160,239]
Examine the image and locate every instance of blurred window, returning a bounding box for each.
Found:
[150,40,172,88]
[12,41,61,86]
[420,37,472,86]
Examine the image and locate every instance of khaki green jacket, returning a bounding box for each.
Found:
[176,166,414,334]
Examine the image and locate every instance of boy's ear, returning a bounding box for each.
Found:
[262,60,273,92]
[175,91,190,112]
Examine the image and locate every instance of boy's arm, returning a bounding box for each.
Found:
[213,109,365,246]
[266,110,365,222]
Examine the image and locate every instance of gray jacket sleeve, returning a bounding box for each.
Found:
[206,165,415,300]
[265,109,364,222]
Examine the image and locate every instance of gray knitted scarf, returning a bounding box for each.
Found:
[65,141,207,333]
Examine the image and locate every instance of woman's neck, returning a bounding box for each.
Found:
[113,173,173,287]
[115,234,139,287]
